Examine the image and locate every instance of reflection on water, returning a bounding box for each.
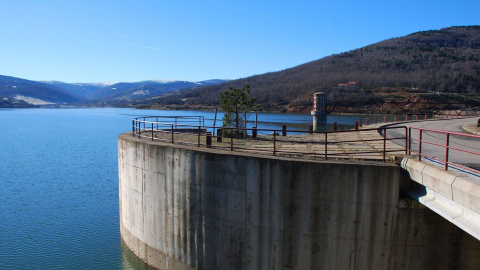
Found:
[121,240,155,270]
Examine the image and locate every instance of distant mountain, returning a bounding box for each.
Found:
[0,75,83,105]
[0,75,228,107]
[43,81,112,100]
[144,26,480,110]
[94,80,229,101]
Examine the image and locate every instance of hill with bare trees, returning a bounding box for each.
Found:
[139,26,480,112]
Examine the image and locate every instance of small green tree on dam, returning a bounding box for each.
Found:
[220,84,258,138]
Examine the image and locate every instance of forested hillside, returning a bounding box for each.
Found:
[141,26,480,111]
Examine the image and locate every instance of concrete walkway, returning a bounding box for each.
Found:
[397,117,480,241]
[141,116,479,164]
[147,124,407,162]
[463,122,480,135]
[386,117,480,172]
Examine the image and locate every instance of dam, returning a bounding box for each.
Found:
[118,116,480,269]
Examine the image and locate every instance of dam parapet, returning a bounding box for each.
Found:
[131,116,407,162]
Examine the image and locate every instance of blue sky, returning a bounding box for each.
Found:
[0,0,479,83]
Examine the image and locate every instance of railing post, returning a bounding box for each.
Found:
[415,115,418,120]
[206,132,212,147]
[273,132,276,155]
[333,122,337,131]
[359,119,363,127]
[309,124,313,134]
[230,128,234,151]
[395,116,397,122]
[383,128,386,162]
[132,120,135,136]
[384,116,387,123]
[404,127,408,155]
[408,128,411,155]
[217,128,222,142]
[366,118,369,125]
[355,121,358,130]
[324,133,327,159]
[282,125,287,136]
[445,133,450,171]
[418,130,422,161]
[252,127,257,138]
[374,117,377,124]
[425,114,427,120]
[151,123,154,141]
[198,126,201,147]
[406,115,408,121]
[171,125,174,143]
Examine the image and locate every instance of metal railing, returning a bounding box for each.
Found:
[132,116,204,135]
[408,127,480,173]
[132,117,407,162]
[130,116,480,172]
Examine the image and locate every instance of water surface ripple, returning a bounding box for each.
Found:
[0,108,155,270]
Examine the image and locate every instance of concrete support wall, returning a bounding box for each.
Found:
[401,158,480,241]
[397,195,480,270]
[401,158,480,215]
[118,133,480,269]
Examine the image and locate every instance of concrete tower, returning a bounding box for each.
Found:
[311,92,327,128]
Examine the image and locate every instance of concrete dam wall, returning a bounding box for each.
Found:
[118,133,480,269]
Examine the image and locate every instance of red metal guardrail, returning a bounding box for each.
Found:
[132,117,407,162]
[353,111,480,128]
[408,127,480,173]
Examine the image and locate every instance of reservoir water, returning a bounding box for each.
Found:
[0,108,383,269]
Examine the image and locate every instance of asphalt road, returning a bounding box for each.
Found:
[386,117,480,172]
